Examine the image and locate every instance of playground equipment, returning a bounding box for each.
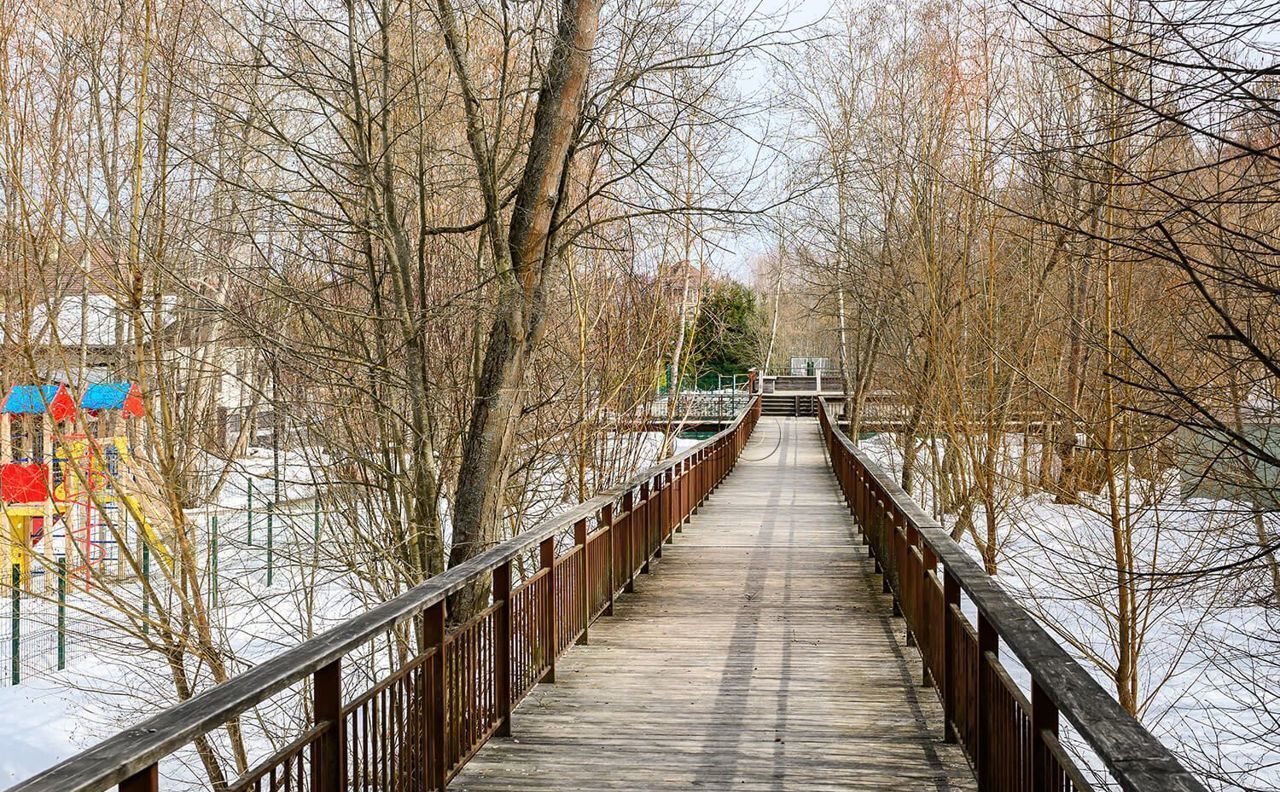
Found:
[0,385,74,588]
[1,382,166,589]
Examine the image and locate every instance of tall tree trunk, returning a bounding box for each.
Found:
[448,0,602,618]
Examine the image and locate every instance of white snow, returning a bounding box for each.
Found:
[858,431,1280,791]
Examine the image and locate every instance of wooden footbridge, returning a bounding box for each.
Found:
[11,398,1205,792]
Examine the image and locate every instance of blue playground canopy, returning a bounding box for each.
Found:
[4,385,64,415]
[80,382,134,411]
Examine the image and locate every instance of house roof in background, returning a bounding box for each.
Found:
[2,294,177,348]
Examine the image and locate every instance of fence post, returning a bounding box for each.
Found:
[266,503,274,587]
[574,519,589,645]
[639,482,652,573]
[425,600,447,788]
[1031,678,1059,792]
[622,491,636,593]
[674,462,684,532]
[119,764,159,792]
[691,451,701,515]
[874,503,886,579]
[57,558,66,670]
[211,514,219,609]
[11,564,19,685]
[247,478,254,545]
[664,469,674,542]
[942,568,961,744]
[655,473,665,560]
[903,522,917,647]
[921,545,937,688]
[540,537,556,683]
[313,658,343,792]
[141,541,150,636]
[493,562,512,736]
[977,612,997,788]
[602,504,615,615]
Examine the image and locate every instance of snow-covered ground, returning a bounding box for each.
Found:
[859,432,1280,791]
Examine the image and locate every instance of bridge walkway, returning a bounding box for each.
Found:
[450,418,974,790]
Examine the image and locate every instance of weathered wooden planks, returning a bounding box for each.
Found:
[451,418,975,791]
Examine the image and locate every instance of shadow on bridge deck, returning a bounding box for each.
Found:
[450,418,975,791]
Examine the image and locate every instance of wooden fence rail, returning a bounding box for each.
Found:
[9,398,761,792]
[817,399,1205,792]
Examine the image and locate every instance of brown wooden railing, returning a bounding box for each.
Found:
[11,397,761,792]
[818,399,1206,792]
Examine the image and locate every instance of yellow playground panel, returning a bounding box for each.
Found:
[2,503,51,578]
[56,435,173,576]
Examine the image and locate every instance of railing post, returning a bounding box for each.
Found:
[922,545,938,688]
[639,482,652,573]
[1031,678,1059,792]
[313,657,343,792]
[492,563,512,736]
[673,464,683,533]
[423,600,447,786]
[942,568,961,744]
[874,499,886,574]
[977,612,998,790]
[602,503,616,615]
[857,472,868,541]
[885,510,898,601]
[681,458,690,525]
[119,765,158,792]
[694,450,704,512]
[540,537,556,683]
[575,519,589,644]
[903,521,917,647]
[665,469,675,542]
[622,491,636,593]
[651,475,663,559]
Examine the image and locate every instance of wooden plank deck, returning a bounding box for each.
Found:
[450,417,976,790]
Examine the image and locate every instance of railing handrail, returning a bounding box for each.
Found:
[10,397,760,792]
[818,399,1206,792]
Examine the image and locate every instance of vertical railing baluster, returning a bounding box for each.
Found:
[903,520,917,647]
[943,569,961,744]
[639,481,651,574]
[922,545,938,688]
[673,463,683,533]
[574,519,589,644]
[119,764,159,792]
[540,537,556,683]
[1031,679,1059,792]
[651,475,663,560]
[681,459,690,525]
[693,450,702,513]
[621,491,636,593]
[602,504,615,615]
[424,600,446,788]
[313,658,343,792]
[492,563,511,737]
[977,612,997,789]
[665,468,675,543]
